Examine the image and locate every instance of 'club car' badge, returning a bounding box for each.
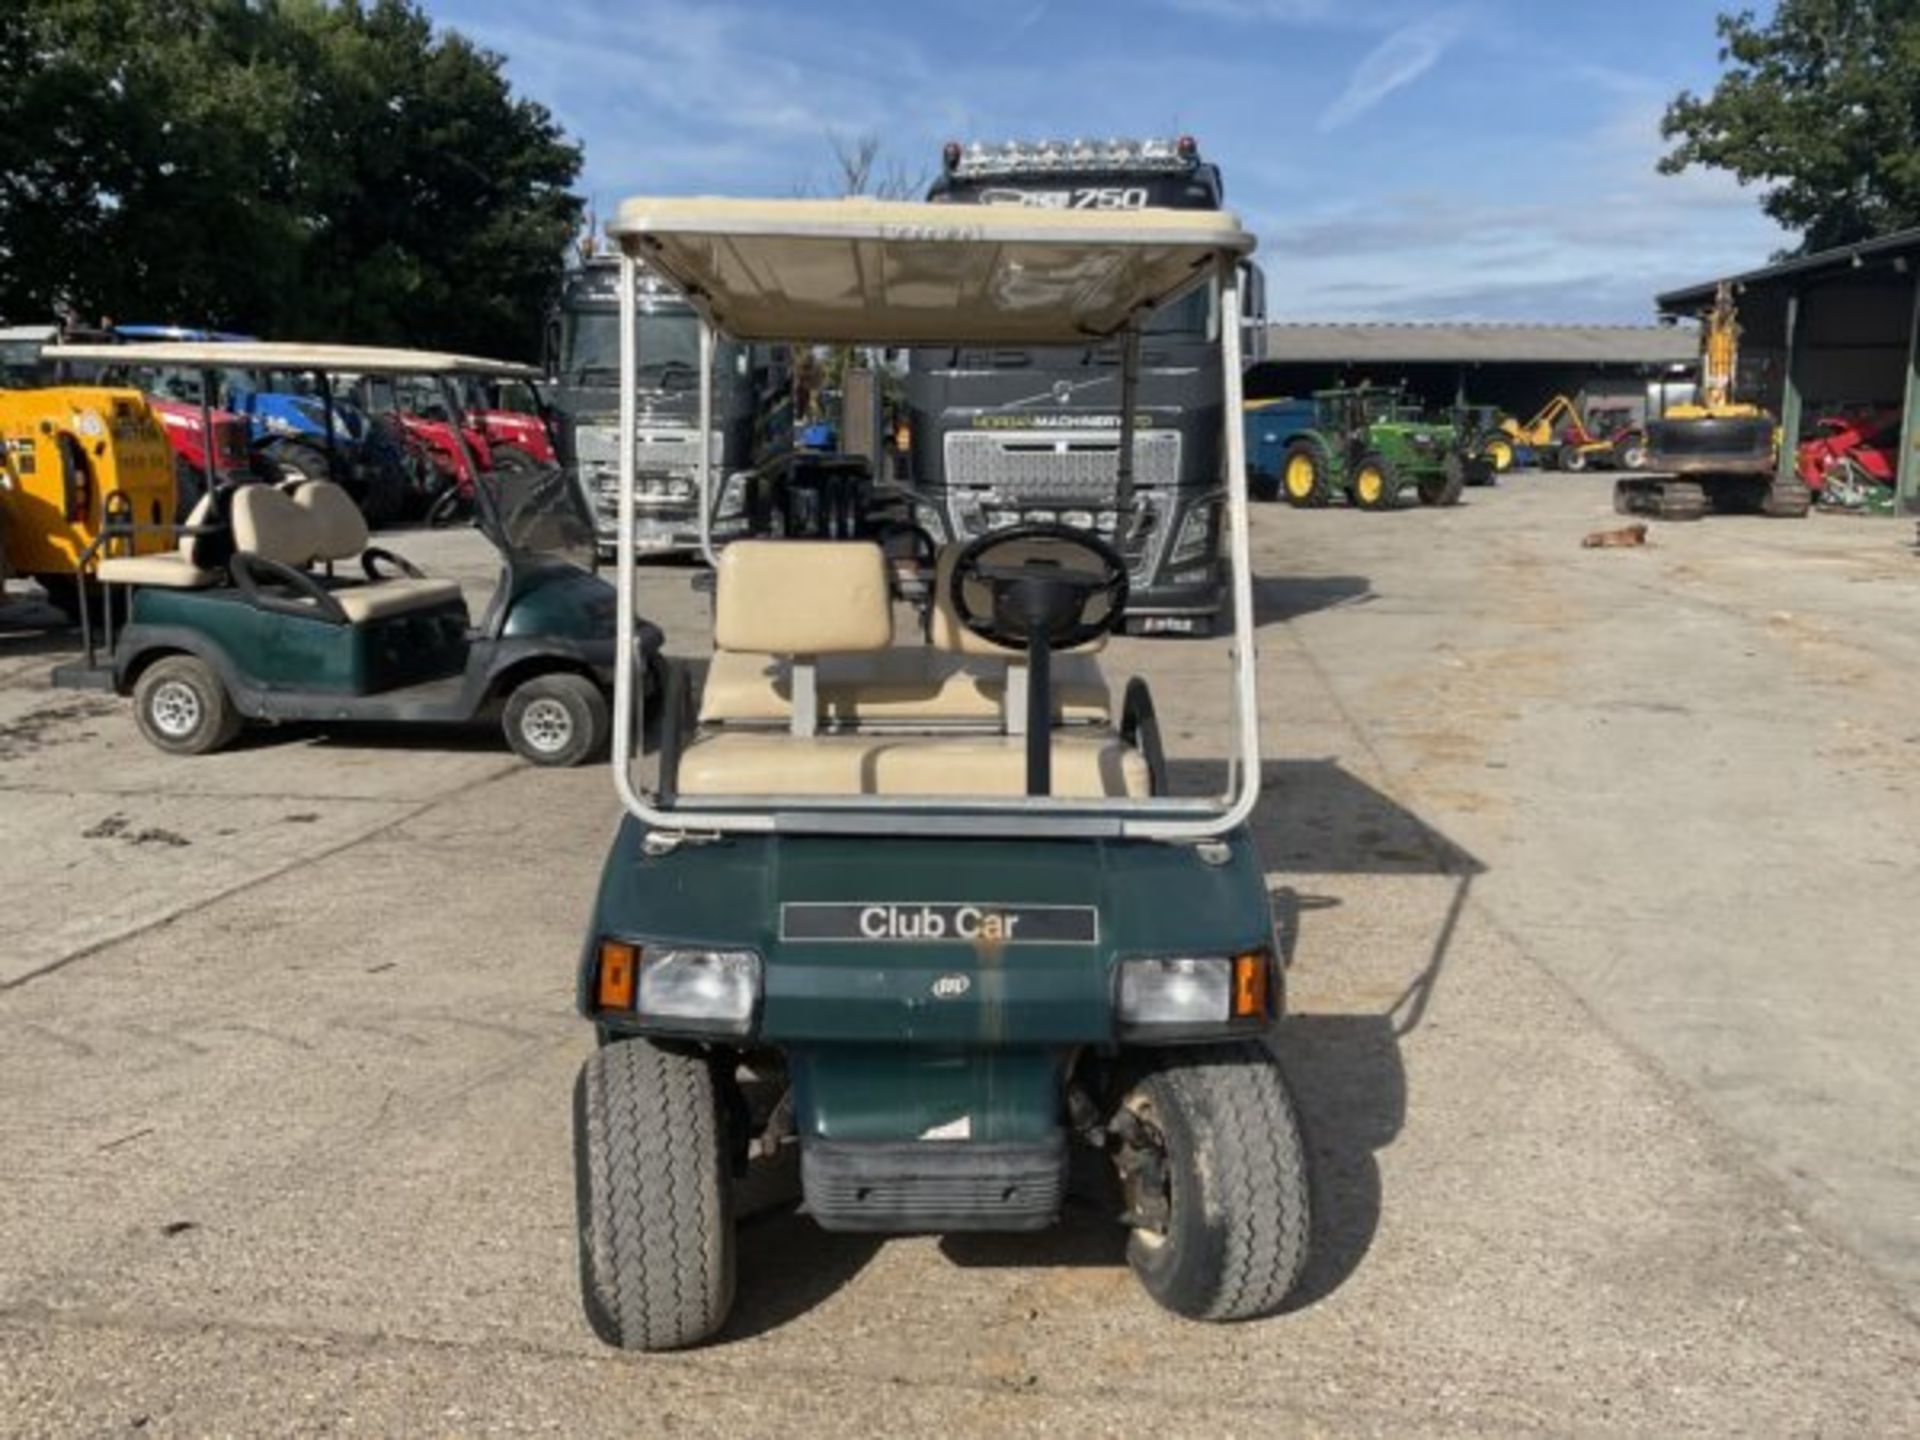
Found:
[780,902,1098,946]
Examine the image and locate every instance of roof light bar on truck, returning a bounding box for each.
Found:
[946,136,1201,179]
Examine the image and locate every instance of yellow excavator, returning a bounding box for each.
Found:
[1621,283,1805,520]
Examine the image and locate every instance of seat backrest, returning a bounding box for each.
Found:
[714,541,893,656]
[928,544,1107,656]
[176,491,224,572]
[286,479,368,563]
[231,482,319,568]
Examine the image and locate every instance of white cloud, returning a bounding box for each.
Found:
[1316,8,1473,132]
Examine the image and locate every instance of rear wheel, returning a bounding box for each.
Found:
[1483,436,1515,473]
[1280,442,1332,508]
[133,655,242,756]
[1559,444,1590,473]
[267,439,331,489]
[1350,452,1400,511]
[574,1039,735,1351]
[1113,1043,1311,1322]
[503,671,610,766]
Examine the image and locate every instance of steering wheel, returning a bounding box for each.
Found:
[947,523,1130,652]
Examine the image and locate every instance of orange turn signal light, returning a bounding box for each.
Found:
[1231,950,1271,1020]
[596,939,639,1011]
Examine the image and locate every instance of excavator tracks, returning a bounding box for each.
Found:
[1615,477,1706,521]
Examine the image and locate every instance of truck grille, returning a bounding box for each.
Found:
[944,428,1181,498]
[574,426,706,474]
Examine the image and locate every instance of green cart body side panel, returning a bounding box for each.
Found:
[584,819,1273,1142]
[131,587,468,693]
[500,563,618,642]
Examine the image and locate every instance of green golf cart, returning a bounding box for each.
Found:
[46,342,658,766]
[576,197,1309,1350]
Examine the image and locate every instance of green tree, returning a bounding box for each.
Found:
[1661,1,1920,253]
[0,0,581,359]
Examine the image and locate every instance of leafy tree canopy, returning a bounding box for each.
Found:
[0,0,582,358]
[1661,0,1920,254]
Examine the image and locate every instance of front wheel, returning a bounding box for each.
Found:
[503,672,610,766]
[1113,1043,1311,1322]
[1279,442,1332,508]
[1350,452,1400,511]
[133,654,242,756]
[1559,444,1590,474]
[574,1040,735,1351]
[1418,457,1467,507]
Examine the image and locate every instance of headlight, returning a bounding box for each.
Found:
[594,939,761,1035]
[1116,951,1272,1033]
[1170,502,1217,565]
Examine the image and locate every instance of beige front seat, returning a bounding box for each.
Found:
[232,482,463,623]
[676,540,1148,800]
[698,543,1113,728]
[280,480,463,622]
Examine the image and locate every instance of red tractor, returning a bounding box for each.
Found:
[1797,410,1899,509]
[347,370,552,525]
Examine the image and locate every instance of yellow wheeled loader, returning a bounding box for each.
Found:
[0,387,178,619]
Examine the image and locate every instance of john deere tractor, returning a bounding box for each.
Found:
[1277,385,1474,510]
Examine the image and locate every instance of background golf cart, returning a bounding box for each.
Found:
[574,195,1305,1351]
[44,341,653,767]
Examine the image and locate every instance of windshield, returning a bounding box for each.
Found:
[478,458,597,569]
[0,340,46,385]
[562,306,703,387]
[1142,282,1213,338]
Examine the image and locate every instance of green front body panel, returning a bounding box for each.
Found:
[500,563,618,642]
[1368,422,1456,479]
[133,588,467,694]
[585,821,1274,1143]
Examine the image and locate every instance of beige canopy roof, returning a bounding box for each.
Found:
[607,195,1254,344]
[44,341,539,378]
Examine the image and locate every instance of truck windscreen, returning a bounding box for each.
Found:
[563,309,701,386]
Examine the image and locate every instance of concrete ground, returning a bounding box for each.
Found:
[2,476,1917,1435]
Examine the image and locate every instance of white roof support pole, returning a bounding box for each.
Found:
[612,249,648,821]
[1213,258,1262,827]
[697,318,718,568]
[1117,324,1141,514]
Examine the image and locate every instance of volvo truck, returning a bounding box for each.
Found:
[547,256,786,557]
[902,136,1264,634]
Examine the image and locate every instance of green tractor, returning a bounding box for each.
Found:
[1278,384,1476,511]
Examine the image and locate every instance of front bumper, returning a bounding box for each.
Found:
[803,1135,1067,1233]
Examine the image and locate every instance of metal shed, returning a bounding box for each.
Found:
[1658,226,1920,514]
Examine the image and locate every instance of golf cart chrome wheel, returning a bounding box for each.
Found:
[132,654,242,757]
[503,672,610,767]
[1114,1043,1311,1322]
[149,680,202,738]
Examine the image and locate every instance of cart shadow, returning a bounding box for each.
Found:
[720,1206,885,1344]
[1253,574,1373,627]
[1179,756,1483,1311]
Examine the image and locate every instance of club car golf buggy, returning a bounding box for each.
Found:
[575,197,1309,1350]
[46,342,659,767]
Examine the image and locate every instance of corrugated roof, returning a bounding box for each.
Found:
[1657,225,1920,312]
[1261,322,1698,366]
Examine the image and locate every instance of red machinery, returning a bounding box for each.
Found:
[1796,410,1899,506]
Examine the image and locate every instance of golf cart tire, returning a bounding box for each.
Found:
[133,654,243,756]
[1120,1043,1310,1323]
[503,671,609,767]
[574,1040,736,1352]
[1279,441,1332,509]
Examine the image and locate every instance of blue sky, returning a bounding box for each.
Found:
[433,0,1787,324]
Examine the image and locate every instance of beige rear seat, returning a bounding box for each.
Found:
[97,493,221,589]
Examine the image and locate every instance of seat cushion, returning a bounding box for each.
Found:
[677,730,1149,799]
[331,577,465,623]
[97,554,218,589]
[700,647,1112,725]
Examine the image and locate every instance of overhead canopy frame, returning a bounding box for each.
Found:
[44,341,539,379]
[606,195,1254,346]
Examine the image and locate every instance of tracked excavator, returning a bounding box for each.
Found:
[1620,283,1807,520]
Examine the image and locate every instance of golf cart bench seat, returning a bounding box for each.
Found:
[677,730,1149,798]
[697,542,1112,728]
[677,540,1147,798]
[234,482,464,621]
